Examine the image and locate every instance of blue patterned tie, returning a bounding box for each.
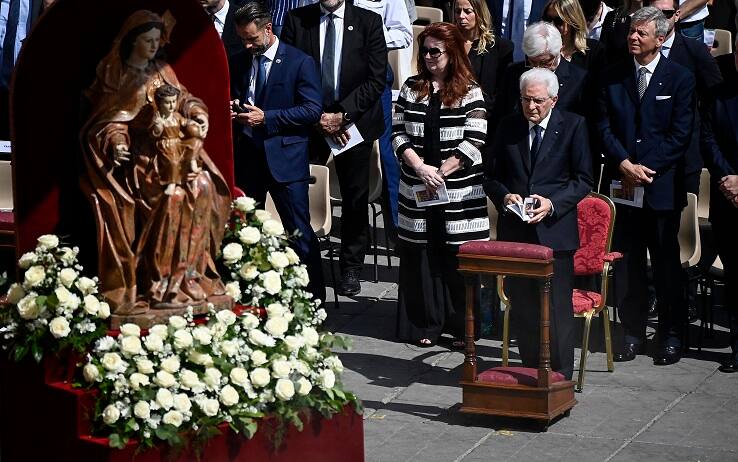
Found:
[1,0,21,87]
[530,125,543,166]
[254,54,267,105]
[322,13,336,105]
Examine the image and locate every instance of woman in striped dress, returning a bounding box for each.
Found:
[392,22,488,348]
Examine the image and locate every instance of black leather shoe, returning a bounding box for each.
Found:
[653,344,682,366]
[614,342,643,362]
[718,353,738,373]
[337,270,361,296]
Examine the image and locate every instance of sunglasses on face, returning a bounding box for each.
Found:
[542,15,565,27]
[420,47,446,58]
[661,9,676,18]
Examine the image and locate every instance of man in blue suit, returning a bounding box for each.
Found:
[487,0,547,61]
[598,7,695,365]
[229,1,326,303]
[701,40,738,372]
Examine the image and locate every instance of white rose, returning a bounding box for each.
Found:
[303,347,319,361]
[6,283,25,304]
[154,370,177,388]
[134,401,151,420]
[219,385,239,407]
[173,330,193,349]
[192,326,212,345]
[236,265,257,282]
[234,196,256,212]
[83,363,100,383]
[160,356,181,374]
[37,234,59,249]
[102,405,120,425]
[250,350,268,366]
[294,266,310,287]
[238,226,261,244]
[144,334,164,353]
[135,358,155,374]
[283,335,304,352]
[220,340,238,357]
[319,369,336,390]
[294,360,311,376]
[198,398,220,417]
[203,367,222,388]
[268,252,289,269]
[148,324,168,339]
[54,286,80,310]
[254,209,272,221]
[302,327,320,347]
[58,268,77,288]
[98,301,111,319]
[241,313,260,329]
[101,352,124,372]
[266,303,287,318]
[230,367,250,386]
[274,378,295,401]
[173,393,192,413]
[262,219,284,236]
[326,356,344,373]
[156,388,174,409]
[76,277,97,296]
[120,336,143,356]
[49,316,71,338]
[58,247,76,266]
[162,410,184,427]
[215,309,237,326]
[296,377,312,396]
[18,252,37,269]
[261,271,282,295]
[120,323,141,337]
[271,359,292,378]
[222,242,244,263]
[129,372,150,391]
[16,294,40,320]
[83,295,100,316]
[248,329,276,347]
[265,317,289,338]
[250,368,271,387]
[188,351,213,366]
[169,316,187,330]
[24,265,45,288]
[225,281,241,302]
[284,247,300,265]
[179,369,202,390]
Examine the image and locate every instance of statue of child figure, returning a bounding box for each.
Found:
[150,84,204,195]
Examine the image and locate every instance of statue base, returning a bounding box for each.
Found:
[109,294,234,330]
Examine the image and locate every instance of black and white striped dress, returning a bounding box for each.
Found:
[391,77,490,246]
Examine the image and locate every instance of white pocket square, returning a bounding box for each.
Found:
[655,95,672,100]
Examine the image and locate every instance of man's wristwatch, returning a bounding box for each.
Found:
[342,112,351,123]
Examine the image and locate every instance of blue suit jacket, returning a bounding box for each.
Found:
[487,0,547,39]
[229,41,322,183]
[597,57,695,211]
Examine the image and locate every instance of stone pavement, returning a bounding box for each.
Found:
[321,254,738,462]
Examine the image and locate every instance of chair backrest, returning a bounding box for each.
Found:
[264,164,332,237]
[368,140,383,203]
[711,29,733,57]
[0,160,12,211]
[679,192,701,268]
[411,25,425,75]
[388,49,402,91]
[697,168,710,220]
[487,198,498,240]
[325,154,342,204]
[415,6,443,24]
[574,192,616,276]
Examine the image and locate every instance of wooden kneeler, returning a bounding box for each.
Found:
[457,241,577,425]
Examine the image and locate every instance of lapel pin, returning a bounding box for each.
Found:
[658,82,663,85]
[348,25,354,31]
[275,58,282,64]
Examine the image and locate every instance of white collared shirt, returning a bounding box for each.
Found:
[243,36,279,137]
[353,0,412,50]
[319,3,345,102]
[212,0,230,37]
[633,52,661,90]
[587,2,613,40]
[661,32,675,58]
[0,0,30,86]
[501,0,532,37]
[528,110,552,149]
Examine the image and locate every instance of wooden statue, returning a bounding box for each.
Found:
[80,9,233,326]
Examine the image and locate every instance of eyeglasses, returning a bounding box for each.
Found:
[521,96,551,106]
[542,15,565,27]
[420,47,446,58]
[525,54,558,69]
[660,9,676,18]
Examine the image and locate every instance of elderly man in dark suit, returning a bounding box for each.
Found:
[701,38,738,373]
[598,7,695,365]
[282,0,387,296]
[229,2,325,302]
[485,68,593,380]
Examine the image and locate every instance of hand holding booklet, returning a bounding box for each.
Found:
[609,180,644,208]
[412,182,450,207]
[325,123,364,156]
[506,197,538,222]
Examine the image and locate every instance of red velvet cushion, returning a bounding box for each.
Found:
[574,196,613,276]
[477,366,566,386]
[572,288,601,314]
[459,241,553,261]
[0,211,13,231]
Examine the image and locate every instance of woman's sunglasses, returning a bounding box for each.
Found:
[542,15,565,27]
[420,47,446,58]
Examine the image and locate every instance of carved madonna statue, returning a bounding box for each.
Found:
[80,10,233,324]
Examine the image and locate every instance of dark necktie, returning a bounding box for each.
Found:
[637,66,648,100]
[1,0,21,88]
[322,13,336,106]
[530,125,543,166]
[254,54,267,104]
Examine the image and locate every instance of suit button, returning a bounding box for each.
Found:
[636,139,641,143]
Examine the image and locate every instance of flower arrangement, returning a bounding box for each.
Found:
[0,235,109,362]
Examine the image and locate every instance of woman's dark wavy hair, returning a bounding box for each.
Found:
[413,22,475,107]
[119,21,165,62]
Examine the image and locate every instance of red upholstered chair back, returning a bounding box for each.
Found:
[574,193,616,276]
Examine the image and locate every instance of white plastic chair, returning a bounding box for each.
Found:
[711,29,733,57]
[415,6,443,24]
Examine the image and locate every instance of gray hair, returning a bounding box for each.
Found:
[631,6,669,37]
[522,22,563,58]
[519,68,559,97]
